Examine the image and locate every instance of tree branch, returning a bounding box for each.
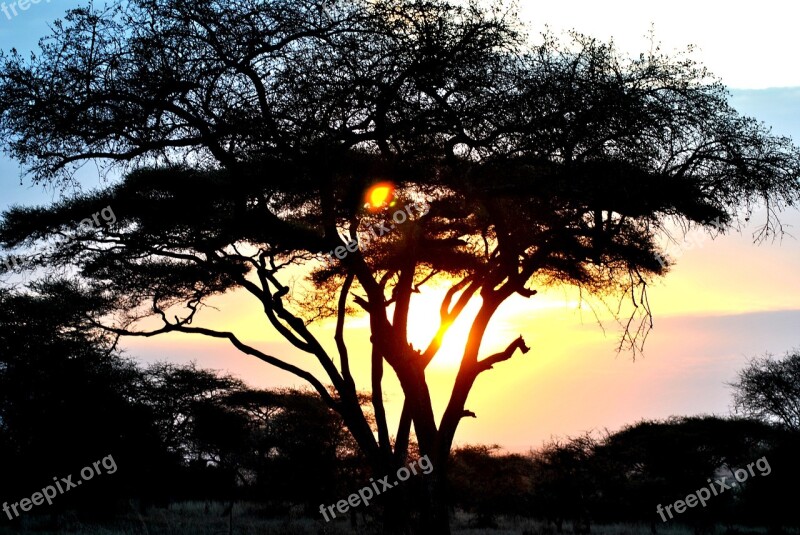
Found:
[335,272,356,388]
[476,335,530,374]
[371,346,392,454]
[88,318,338,408]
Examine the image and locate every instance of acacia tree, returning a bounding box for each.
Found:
[731,351,800,431]
[2,0,800,532]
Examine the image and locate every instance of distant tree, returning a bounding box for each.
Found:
[119,365,367,508]
[448,445,534,528]
[135,361,248,463]
[0,282,167,516]
[592,416,778,530]
[240,389,368,509]
[730,351,800,431]
[529,434,598,533]
[2,1,800,532]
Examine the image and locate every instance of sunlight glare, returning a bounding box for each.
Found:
[405,288,484,368]
[365,182,395,211]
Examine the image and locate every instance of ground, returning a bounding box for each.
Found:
[0,502,791,535]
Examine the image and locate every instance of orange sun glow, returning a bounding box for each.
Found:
[365,182,395,211]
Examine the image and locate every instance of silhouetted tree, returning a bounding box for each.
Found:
[449,445,534,528]
[0,283,368,519]
[135,362,247,462]
[529,434,597,533]
[216,388,369,511]
[0,282,167,518]
[730,350,800,431]
[2,1,800,532]
[592,416,779,531]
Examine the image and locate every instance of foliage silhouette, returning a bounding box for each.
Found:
[0,282,167,518]
[730,350,800,431]
[0,285,366,523]
[445,417,797,533]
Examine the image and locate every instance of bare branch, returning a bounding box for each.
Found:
[371,347,392,454]
[335,272,356,387]
[88,317,338,408]
[476,335,530,374]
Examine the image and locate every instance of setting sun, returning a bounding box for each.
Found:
[365,182,395,211]
[404,289,482,368]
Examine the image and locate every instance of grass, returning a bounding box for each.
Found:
[0,502,790,535]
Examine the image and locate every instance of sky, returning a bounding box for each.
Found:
[1,1,799,452]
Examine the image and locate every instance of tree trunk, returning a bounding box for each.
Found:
[377,466,451,535]
[381,490,412,535]
[419,469,451,535]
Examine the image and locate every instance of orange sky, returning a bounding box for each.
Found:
[124,205,800,451]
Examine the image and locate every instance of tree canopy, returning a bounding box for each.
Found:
[731,351,800,431]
